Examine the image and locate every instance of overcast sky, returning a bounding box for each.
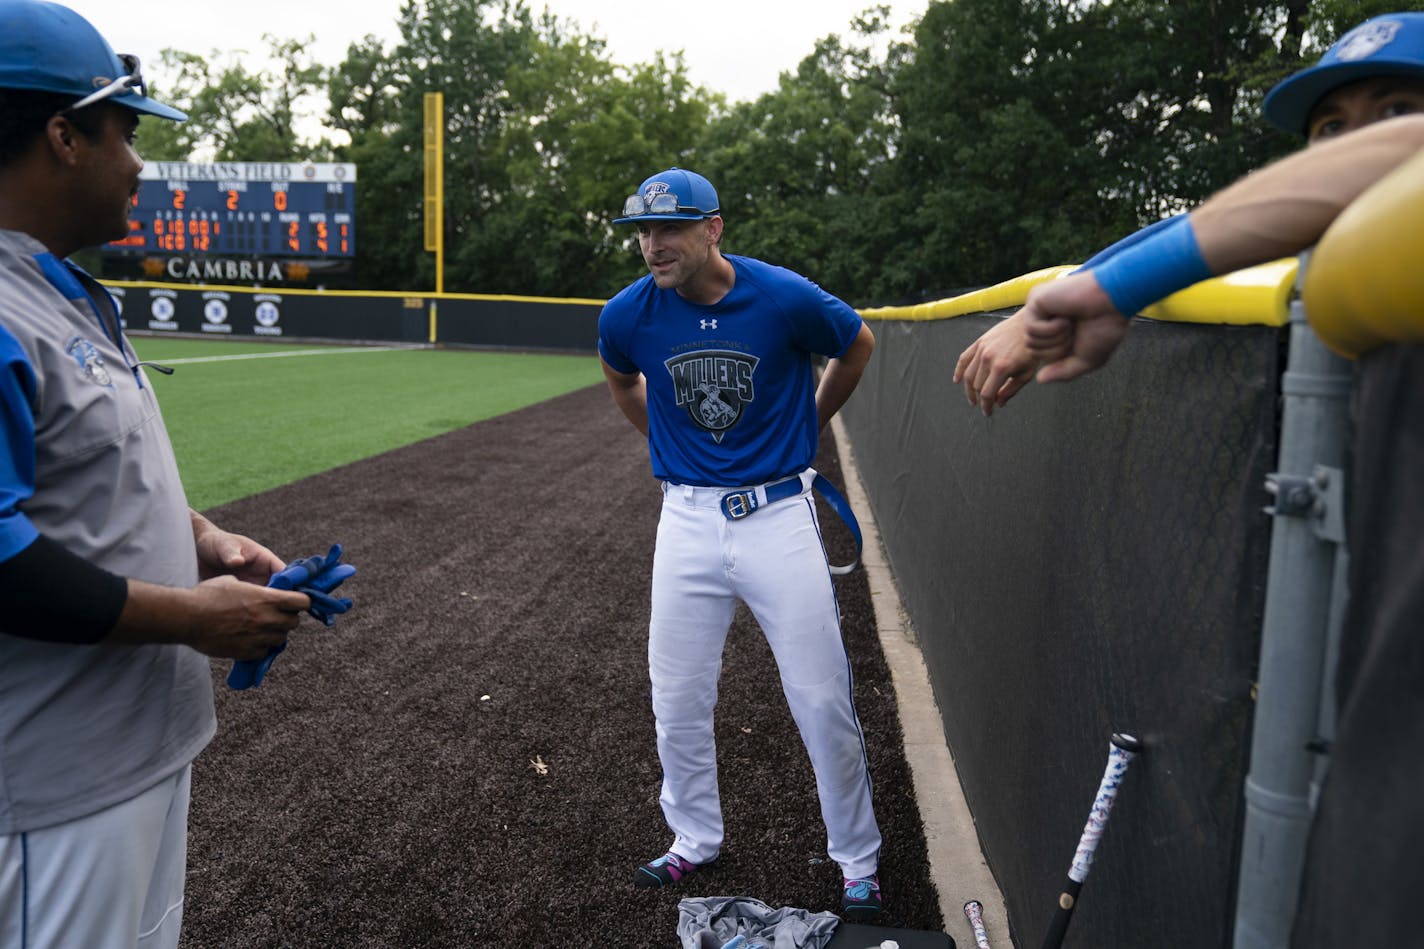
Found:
[66,0,926,105]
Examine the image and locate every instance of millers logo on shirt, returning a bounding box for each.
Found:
[65,336,113,388]
[665,349,759,443]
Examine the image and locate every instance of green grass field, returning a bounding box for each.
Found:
[130,337,605,510]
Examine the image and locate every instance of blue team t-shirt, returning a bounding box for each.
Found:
[598,254,862,487]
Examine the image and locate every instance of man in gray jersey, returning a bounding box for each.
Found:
[0,2,312,947]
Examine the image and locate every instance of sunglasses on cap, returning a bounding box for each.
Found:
[62,53,145,114]
[620,192,718,218]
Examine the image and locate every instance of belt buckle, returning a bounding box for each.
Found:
[722,491,756,519]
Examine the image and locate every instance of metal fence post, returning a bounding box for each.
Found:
[1233,253,1353,948]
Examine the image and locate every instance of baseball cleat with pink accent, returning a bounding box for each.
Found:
[841,874,882,919]
[633,851,708,888]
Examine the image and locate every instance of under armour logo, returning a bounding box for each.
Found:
[700,319,717,330]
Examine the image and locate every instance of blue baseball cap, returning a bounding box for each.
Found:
[614,167,720,224]
[1264,12,1424,135]
[0,0,187,121]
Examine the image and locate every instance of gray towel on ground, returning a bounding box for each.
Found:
[677,896,841,949]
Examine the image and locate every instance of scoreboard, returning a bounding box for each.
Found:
[104,161,356,259]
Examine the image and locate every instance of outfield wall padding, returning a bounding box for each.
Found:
[109,283,602,352]
[435,296,601,351]
[838,313,1281,948]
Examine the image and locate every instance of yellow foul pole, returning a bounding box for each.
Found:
[423,91,444,343]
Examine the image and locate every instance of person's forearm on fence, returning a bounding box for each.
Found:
[1023,117,1424,382]
[1191,115,1424,274]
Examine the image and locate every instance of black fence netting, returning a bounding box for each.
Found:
[839,313,1282,947]
[1291,345,1424,949]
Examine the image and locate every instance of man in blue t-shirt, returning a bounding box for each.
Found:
[598,167,883,919]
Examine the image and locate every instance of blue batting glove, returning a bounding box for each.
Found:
[226,642,286,690]
[302,586,354,627]
[227,543,357,690]
[268,544,353,591]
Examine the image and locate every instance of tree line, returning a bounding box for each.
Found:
[130,0,1390,307]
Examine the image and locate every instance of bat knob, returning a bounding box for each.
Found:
[1111,732,1142,752]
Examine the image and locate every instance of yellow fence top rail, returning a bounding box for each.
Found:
[858,259,1298,328]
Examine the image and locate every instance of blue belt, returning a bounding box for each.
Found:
[719,474,804,519]
[720,472,863,575]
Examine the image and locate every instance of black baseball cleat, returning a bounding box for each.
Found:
[634,851,709,888]
[841,874,882,919]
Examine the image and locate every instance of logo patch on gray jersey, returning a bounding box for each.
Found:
[66,336,113,388]
[665,349,759,443]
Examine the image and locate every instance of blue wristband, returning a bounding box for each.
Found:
[1088,215,1211,317]
[1076,213,1187,271]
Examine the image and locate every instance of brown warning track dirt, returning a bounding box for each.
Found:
[181,384,945,947]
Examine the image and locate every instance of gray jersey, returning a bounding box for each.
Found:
[0,228,215,835]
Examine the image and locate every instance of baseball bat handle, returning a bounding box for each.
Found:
[1040,879,1082,949]
[1039,733,1142,949]
[964,899,992,949]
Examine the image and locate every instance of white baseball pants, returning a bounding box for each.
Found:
[0,764,191,949]
[648,470,881,879]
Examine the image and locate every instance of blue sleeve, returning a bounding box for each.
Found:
[825,292,863,359]
[797,279,862,358]
[0,323,40,563]
[597,294,639,375]
[737,259,861,359]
